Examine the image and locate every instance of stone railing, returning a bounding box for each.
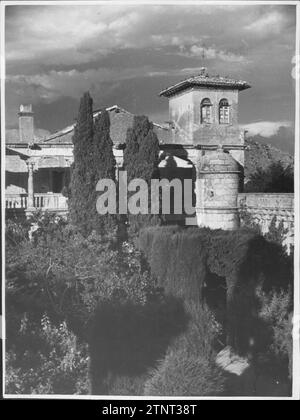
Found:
[33,193,68,210]
[6,193,68,211]
[5,193,28,209]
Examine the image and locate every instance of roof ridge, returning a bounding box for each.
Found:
[41,104,129,143]
[159,73,251,97]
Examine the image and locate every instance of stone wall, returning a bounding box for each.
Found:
[238,193,294,249]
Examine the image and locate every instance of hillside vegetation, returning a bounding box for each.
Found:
[244,137,294,183]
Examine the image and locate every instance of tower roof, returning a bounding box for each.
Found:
[159,68,251,98]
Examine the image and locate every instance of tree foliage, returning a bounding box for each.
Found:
[138,225,293,354]
[6,214,293,395]
[256,287,293,380]
[69,92,94,235]
[245,162,294,193]
[123,115,161,234]
[6,314,89,395]
[5,213,166,394]
[144,303,225,396]
[90,109,117,235]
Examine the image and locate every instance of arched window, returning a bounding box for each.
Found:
[201,98,212,124]
[219,99,230,124]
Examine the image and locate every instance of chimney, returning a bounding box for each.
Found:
[18,104,34,143]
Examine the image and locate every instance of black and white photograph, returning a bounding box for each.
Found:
[1,0,299,400]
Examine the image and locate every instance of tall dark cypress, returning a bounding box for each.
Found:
[123,115,160,234]
[69,92,94,236]
[91,110,117,235]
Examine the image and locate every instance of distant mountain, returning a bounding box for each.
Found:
[244,136,294,183]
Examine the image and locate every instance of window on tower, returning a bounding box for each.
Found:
[219,99,230,124]
[201,98,212,124]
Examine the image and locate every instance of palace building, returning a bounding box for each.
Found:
[6,67,252,230]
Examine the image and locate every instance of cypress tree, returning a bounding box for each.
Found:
[69,91,94,235]
[123,115,160,234]
[124,115,159,181]
[91,109,117,235]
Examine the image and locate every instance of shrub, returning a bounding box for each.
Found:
[245,162,294,193]
[265,216,289,251]
[139,226,292,297]
[144,352,224,396]
[88,296,188,394]
[256,287,293,380]
[105,374,147,396]
[144,304,225,396]
[6,214,169,394]
[138,226,293,354]
[6,314,89,395]
[239,209,290,254]
[5,214,156,337]
[5,214,31,247]
[6,214,166,393]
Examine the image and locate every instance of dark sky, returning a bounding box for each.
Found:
[5,3,296,152]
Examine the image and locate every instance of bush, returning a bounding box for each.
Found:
[138,226,293,353]
[6,214,156,338]
[6,214,165,394]
[5,214,31,247]
[89,296,189,394]
[6,314,89,395]
[239,210,291,254]
[265,216,289,252]
[256,287,293,380]
[103,374,147,396]
[144,352,224,397]
[245,162,294,193]
[139,226,292,300]
[144,304,225,396]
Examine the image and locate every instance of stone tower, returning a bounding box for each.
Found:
[159,68,250,230]
[196,148,241,229]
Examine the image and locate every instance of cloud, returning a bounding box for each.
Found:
[4,3,296,148]
[181,44,249,63]
[242,121,292,138]
[7,66,161,101]
[5,4,276,68]
[244,10,287,36]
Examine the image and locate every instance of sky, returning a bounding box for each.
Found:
[4,2,297,153]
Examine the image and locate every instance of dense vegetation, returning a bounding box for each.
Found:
[6,212,162,394]
[245,162,294,193]
[244,137,294,188]
[139,225,293,389]
[6,213,293,396]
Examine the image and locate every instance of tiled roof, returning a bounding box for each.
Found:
[40,105,171,146]
[159,71,251,97]
[40,105,118,144]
